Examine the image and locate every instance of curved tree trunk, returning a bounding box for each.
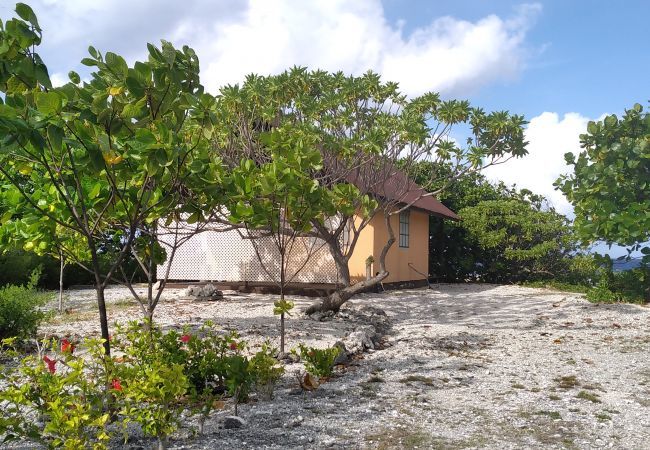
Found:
[306,212,396,315]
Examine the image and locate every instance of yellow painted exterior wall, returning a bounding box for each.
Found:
[346,209,429,284]
[348,216,375,283]
[369,208,429,283]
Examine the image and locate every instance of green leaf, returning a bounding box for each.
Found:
[80,58,98,67]
[104,52,128,77]
[68,71,81,84]
[88,183,101,199]
[47,125,63,151]
[161,40,176,64]
[15,3,39,28]
[35,92,62,115]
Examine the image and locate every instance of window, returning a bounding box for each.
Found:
[399,209,410,248]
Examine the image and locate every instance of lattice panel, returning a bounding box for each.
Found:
[157,222,340,283]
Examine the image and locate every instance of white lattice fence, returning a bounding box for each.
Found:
[156,222,339,283]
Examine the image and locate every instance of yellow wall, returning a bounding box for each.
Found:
[348,216,375,283]
[369,208,429,283]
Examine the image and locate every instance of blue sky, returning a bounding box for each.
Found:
[3,0,646,256]
[382,1,649,119]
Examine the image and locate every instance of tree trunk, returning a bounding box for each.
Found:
[58,256,65,313]
[89,243,111,355]
[96,284,111,355]
[157,436,167,450]
[280,311,285,354]
[306,212,396,315]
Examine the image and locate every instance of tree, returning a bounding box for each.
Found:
[227,131,329,353]
[0,4,221,353]
[410,161,575,283]
[215,68,527,314]
[556,103,650,299]
[0,212,89,312]
[459,196,574,282]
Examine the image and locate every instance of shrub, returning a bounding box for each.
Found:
[250,341,285,400]
[586,269,647,304]
[0,337,112,449]
[0,268,50,340]
[294,344,340,378]
[116,361,188,450]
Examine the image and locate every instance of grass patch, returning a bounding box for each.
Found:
[535,410,562,420]
[400,375,435,386]
[555,375,579,389]
[576,390,601,403]
[520,281,589,294]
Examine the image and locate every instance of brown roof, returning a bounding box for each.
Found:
[347,167,459,221]
[382,170,459,220]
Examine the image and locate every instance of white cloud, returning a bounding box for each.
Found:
[483,111,593,216]
[193,1,541,95]
[15,0,540,96]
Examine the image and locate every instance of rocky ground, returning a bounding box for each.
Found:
[37,284,650,449]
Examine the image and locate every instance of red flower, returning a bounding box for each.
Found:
[43,355,56,374]
[61,338,74,354]
[111,379,123,391]
[180,334,191,344]
[229,342,237,351]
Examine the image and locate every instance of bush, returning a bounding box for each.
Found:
[0,321,292,448]
[0,269,50,340]
[250,342,285,400]
[0,337,112,449]
[294,344,340,378]
[586,269,647,304]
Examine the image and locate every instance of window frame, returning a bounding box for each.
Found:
[399,209,410,248]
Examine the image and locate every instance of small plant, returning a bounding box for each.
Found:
[273,298,294,354]
[400,375,435,386]
[555,375,579,389]
[535,410,562,420]
[0,268,50,340]
[0,337,112,449]
[116,361,188,450]
[293,344,340,378]
[576,390,601,403]
[595,412,611,422]
[250,341,285,400]
[224,354,253,415]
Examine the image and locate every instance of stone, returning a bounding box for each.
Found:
[278,351,300,363]
[222,416,246,429]
[183,283,223,301]
[332,341,349,365]
[283,415,304,428]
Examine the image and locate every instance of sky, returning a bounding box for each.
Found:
[2,0,647,255]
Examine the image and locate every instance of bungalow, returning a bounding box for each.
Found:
[157,176,458,288]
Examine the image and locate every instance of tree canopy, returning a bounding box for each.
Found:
[0,3,222,352]
[556,103,650,257]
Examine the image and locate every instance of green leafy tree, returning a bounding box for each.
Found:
[556,103,650,300]
[411,161,577,283]
[0,4,221,353]
[0,204,89,311]
[227,130,328,352]
[459,197,574,282]
[216,68,527,313]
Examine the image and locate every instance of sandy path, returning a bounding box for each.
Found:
[40,284,650,449]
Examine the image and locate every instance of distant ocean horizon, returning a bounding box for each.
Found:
[612,257,644,271]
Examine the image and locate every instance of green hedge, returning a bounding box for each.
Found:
[0,250,146,289]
